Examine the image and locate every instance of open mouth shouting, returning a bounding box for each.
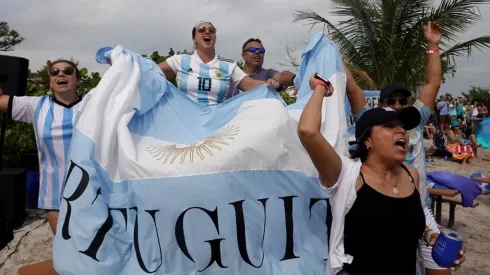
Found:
[394,138,407,152]
[203,35,212,43]
[57,78,69,87]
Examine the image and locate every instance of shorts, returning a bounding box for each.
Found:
[417,206,446,271]
[439,115,449,123]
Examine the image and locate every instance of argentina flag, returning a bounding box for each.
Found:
[53,33,348,275]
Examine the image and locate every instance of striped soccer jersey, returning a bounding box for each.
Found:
[166,52,246,106]
[8,95,84,210]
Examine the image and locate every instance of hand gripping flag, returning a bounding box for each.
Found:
[53,33,348,275]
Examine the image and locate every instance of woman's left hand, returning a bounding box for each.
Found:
[266,79,280,89]
[428,231,466,270]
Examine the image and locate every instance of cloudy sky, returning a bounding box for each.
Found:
[2,0,489,96]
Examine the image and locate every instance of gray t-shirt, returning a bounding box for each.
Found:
[226,68,278,99]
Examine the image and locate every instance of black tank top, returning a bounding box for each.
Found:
[343,164,425,275]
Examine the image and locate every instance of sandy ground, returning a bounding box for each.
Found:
[1,149,489,275]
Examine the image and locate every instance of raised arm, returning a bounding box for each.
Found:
[0,87,10,113]
[417,21,442,110]
[344,63,367,116]
[297,74,341,188]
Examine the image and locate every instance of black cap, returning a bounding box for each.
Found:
[355,106,421,140]
[380,84,411,100]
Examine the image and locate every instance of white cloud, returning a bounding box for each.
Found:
[2,0,490,95]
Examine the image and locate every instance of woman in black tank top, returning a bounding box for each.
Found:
[298,74,436,275]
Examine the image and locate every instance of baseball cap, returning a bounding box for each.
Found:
[380,84,411,100]
[355,106,421,140]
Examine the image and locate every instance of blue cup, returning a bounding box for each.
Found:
[431,229,463,268]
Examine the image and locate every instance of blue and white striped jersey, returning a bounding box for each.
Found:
[8,95,84,210]
[166,52,246,106]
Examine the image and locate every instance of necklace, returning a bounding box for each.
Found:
[370,167,400,194]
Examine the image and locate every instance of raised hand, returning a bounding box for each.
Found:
[424,21,442,46]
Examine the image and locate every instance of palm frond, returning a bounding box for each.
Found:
[441,35,490,58]
[293,10,364,66]
[343,61,378,90]
[430,0,489,45]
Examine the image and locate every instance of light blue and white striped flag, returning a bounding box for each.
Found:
[53,33,348,275]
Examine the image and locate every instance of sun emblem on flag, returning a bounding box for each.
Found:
[146,125,239,164]
[215,70,223,78]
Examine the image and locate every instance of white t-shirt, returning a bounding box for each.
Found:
[323,154,362,275]
[166,52,247,106]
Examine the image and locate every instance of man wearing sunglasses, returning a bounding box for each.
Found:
[227,38,296,98]
[345,22,466,275]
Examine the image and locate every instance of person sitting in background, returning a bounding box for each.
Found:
[226,38,296,99]
[462,124,482,158]
[446,121,474,164]
[482,105,488,118]
[0,59,84,234]
[158,21,277,106]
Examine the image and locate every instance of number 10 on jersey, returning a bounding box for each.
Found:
[198,77,212,91]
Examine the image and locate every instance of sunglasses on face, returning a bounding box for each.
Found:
[384,97,408,106]
[245,47,265,54]
[48,67,75,77]
[197,25,216,34]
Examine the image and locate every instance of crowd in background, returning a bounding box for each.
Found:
[425,96,486,163]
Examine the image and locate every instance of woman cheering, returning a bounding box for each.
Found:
[298,74,429,275]
[0,60,84,234]
[159,21,278,106]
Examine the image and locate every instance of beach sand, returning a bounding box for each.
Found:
[1,149,489,275]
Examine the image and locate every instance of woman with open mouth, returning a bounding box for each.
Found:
[297,73,439,275]
[0,59,84,234]
[158,21,279,106]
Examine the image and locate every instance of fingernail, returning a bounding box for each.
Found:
[451,268,455,271]
[455,261,459,265]
[460,251,464,255]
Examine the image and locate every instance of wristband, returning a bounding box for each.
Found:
[313,80,333,97]
[313,80,328,89]
[426,48,439,54]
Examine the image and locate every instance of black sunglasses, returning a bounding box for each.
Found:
[48,67,75,77]
[245,47,265,54]
[385,97,408,106]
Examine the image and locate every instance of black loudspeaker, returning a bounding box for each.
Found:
[0,168,27,229]
[0,55,29,96]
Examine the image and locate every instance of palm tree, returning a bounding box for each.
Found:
[293,0,490,92]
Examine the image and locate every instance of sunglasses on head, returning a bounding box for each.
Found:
[384,97,408,106]
[245,47,265,54]
[197,25,216,34]
[48,67,75,77]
